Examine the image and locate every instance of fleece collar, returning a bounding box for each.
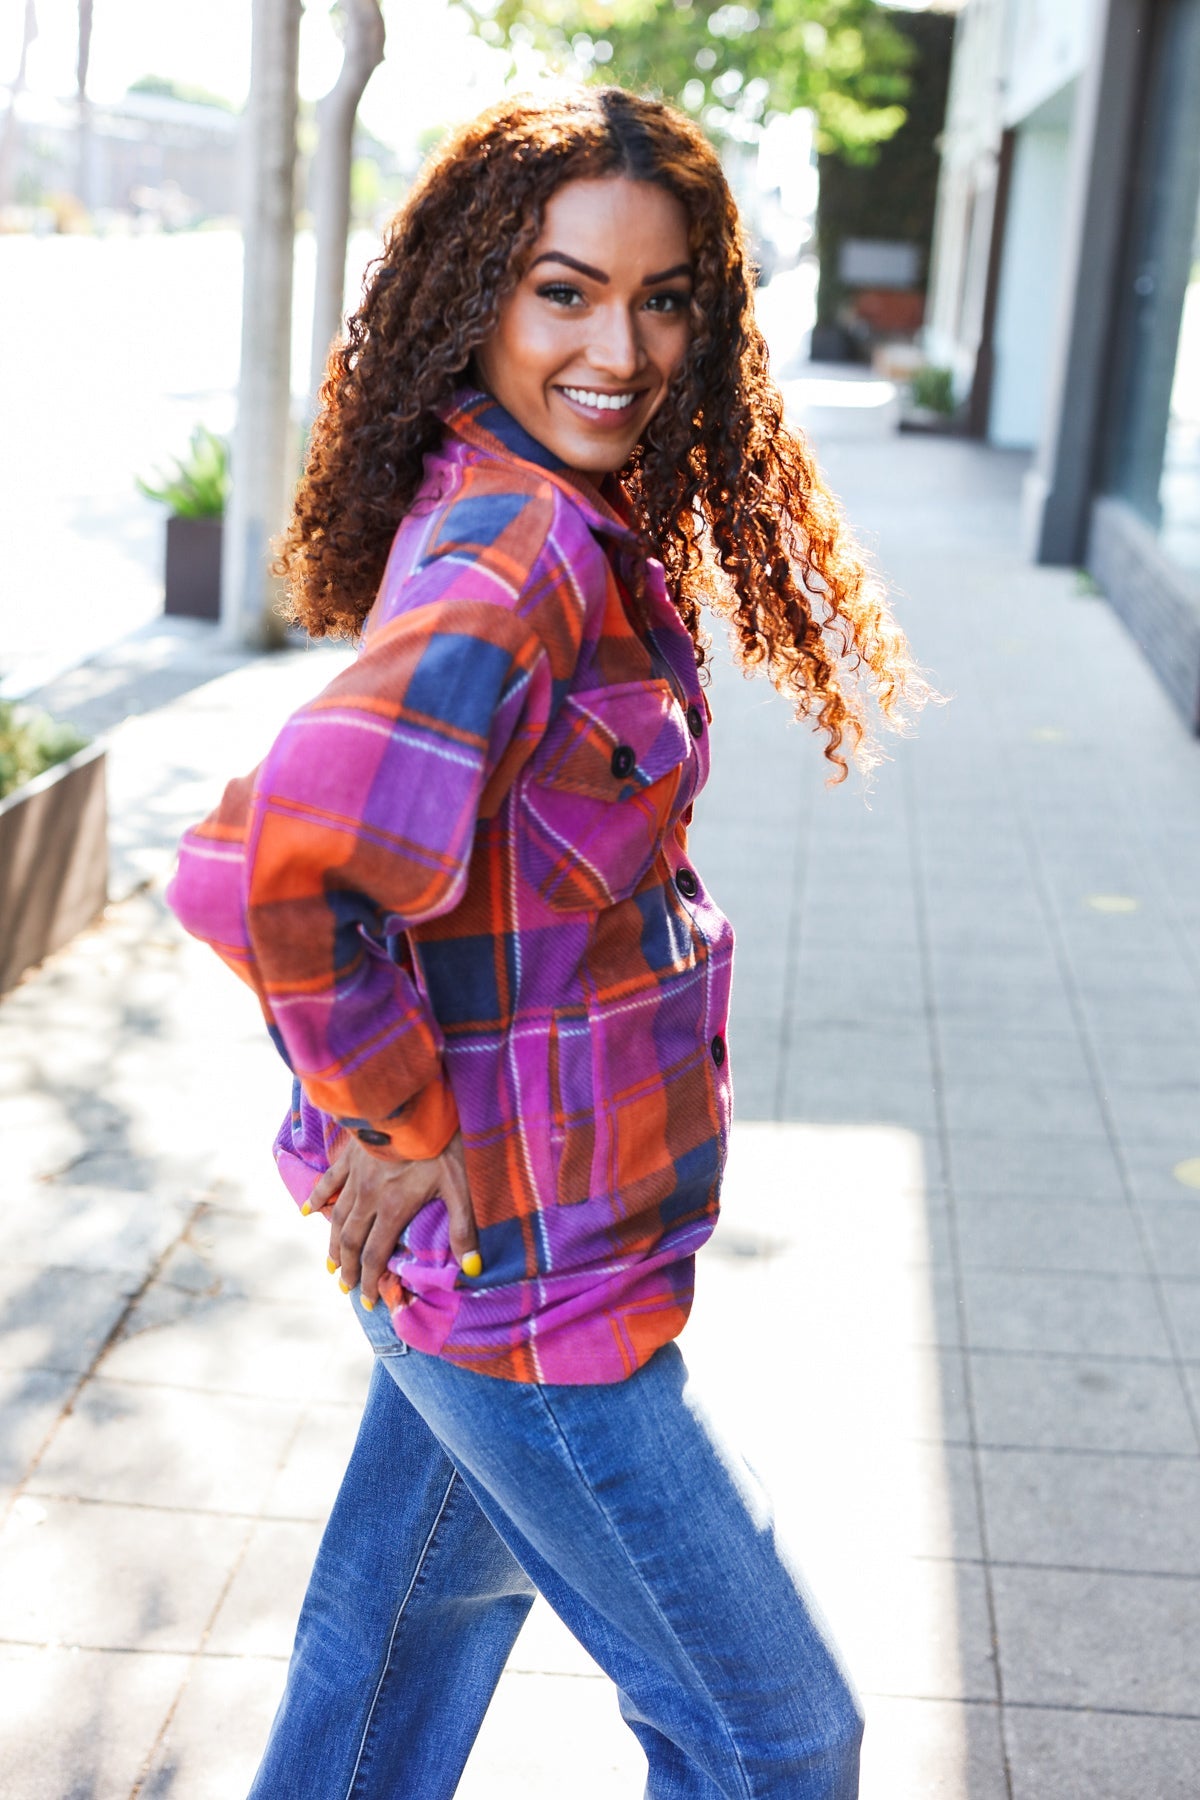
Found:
[438,388,640,546]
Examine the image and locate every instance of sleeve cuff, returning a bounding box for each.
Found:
[344,1075,460,1163]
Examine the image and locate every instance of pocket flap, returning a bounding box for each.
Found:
[536,679,690,800]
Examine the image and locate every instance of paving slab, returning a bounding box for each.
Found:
[0,1641,188,1800]
[858,1696,1009,1800]
[783,1068,941,1134]
[939,1075,1110,1141]
[0,1496,247,1653]
[0,1367,78,1488]
[0,1264,134,1376]
[1090,1033,1200,1087]
[98,1282,372,1406]
[137,1653,291,1800]
[1105,1081,1200,1146]
[1081,989,1200,1041]
[453,1668,647,1800]
[1161,1279,1200,1358]
[937,1028,1093,1087]
[953,1196,1150,1277]
[258,1398,369,1522]
[29,1378,304,1516]
[730,1340,970,1450]
[1122,1141,1200,1204]
[1004,1705,1200,1800]
[787,950,928,1025]
[978,1445,1200,1573]
[1144,1195,1200,1281]
[992,1564,1200,1712]
[506,1594,606,1678]
[944,1132,1127,1201]
[204,1517,326,1659]
[711,1179,952,1273]
[815,1555,999,1704]
[10,1185,194,1281]
[156,1198,335,1306]
[697,1216,965,1357]
[959,1267,1174,1358]
[968,1349,1198,1455]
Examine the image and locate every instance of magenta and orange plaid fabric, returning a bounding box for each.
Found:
[167,392,734,1382]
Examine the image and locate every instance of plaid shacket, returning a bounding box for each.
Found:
[167,392,734,1382]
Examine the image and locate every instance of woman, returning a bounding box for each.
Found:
[169,86,926,1800]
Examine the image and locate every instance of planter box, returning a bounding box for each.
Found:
[898,405,963,437]
[165,514,223,620]
[0,743,108,995]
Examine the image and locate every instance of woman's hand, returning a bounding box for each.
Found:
[306,1130,479,1308]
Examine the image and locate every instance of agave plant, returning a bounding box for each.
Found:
[0,701,90,802]
[137,425,230,520]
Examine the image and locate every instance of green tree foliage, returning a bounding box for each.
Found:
[463,0,913,157]
[126,74,239,113]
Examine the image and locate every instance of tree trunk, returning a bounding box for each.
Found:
[220,0,303,649]
[309,0,386,400]
[0,1,38,210]
[76,0,94,210]
[76,0,92,95]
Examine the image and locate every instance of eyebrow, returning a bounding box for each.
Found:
[530,251,693,286]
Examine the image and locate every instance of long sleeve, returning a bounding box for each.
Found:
[168,479,597,1159]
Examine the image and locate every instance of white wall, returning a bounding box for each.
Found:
[924,0,1096,399]
[1004,0,1095,124]
[988,117,1073,447]
[923,0,1007,379]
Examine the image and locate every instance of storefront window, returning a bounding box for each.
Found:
[1104,0,1200,572]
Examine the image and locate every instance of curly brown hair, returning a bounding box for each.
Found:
[278,85,930,776]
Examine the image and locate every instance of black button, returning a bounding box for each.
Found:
[675,867,699,901]
[611,744,636,779]
[357,1128,391,1146]
[686,703,704,739]
[710,1035,726,1067]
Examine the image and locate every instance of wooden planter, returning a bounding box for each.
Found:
[164,514,223,620]
[0,743,108,996]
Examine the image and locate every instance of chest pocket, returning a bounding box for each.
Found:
[520,678,691,913]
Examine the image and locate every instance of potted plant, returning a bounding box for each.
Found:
[137,425,230,620]
[0,701,107,995]
[899,364,961,435]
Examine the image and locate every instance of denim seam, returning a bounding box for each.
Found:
[530,1383,754,1800]
[343,1468,460,1800]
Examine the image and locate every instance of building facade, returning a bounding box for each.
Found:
[925,0,1200,729]
[2,90,242,224]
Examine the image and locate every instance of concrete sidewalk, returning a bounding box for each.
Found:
[2,402,1200,1799]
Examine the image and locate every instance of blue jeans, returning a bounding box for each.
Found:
[249,1296,862,1799]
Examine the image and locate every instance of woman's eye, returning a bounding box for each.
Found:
[645,290,691,314]
[537,282,584,307]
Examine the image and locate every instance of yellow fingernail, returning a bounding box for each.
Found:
[300,1202,312,1216]
[326,1257,338,1275]
[460,1251,483,1279]
[361,1296,376,1312]
[338,1279,350,1294]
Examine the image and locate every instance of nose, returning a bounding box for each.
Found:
[585,303,645,381]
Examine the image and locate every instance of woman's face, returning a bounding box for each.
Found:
[474,175,693,475]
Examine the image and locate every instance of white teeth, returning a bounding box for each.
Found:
[560,387,638,412]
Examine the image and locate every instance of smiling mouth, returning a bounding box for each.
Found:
[557,386,641,414]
